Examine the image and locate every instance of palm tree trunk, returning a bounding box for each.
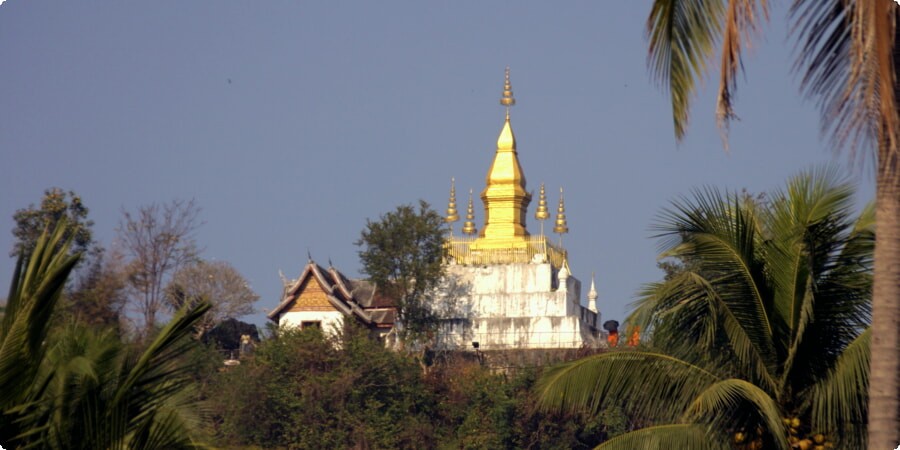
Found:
[868,146,900,449]
[868,13,900,447]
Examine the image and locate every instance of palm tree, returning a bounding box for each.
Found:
[537,168,873,448]
[0,220,211,449]
[0,218,80,445]
[646,2,900,446]
[32,309,210,449]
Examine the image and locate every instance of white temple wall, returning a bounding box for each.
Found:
[436,316,598,350]
[438,263,597,350]
[278,310,344,332]
[445,263,582,318]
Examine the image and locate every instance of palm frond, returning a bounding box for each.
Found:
[684,378,789,450]
[629,274,723,358]
[806,328,869,449]
[114,301,210,406]
[793,0,900,171]
[597,423,732,450]
[0,221,79,416]
[652,188,781,390]
[716,0,769,147]
[769,174,854,328]
[536,351,721,425]
[6,294,210,448]
[647,0,727,141]
[763,167,860,391]
[647,0,768,145]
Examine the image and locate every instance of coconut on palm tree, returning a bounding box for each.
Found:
[645,1,899,446]
[537,168,873,449]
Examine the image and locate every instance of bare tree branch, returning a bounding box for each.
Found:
[117,199,202,335]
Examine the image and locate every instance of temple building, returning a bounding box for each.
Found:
[267,259,396,338]
[436,69,601,350]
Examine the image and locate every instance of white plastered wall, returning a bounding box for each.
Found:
[278,310,345,332]
[439,263,598,350]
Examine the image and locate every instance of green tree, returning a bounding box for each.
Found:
[11,187,99,264]
[538,169,873,449]
[646,2,900,445]
[10,188,126,330]
[356,200,446,344]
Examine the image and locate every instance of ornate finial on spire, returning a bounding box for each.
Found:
[462,189,478,235]
[535,183,550,221]
[553,187,569,235]
[446,177,460,223]
[307,248,313,263]
[500,66,515,118]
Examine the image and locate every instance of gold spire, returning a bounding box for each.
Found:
[445,177,459,223]
[535,183,550,221]
[442,70,570,269]
[481,67,531,240]
[496,113,516,151]
[462,189,478,235]
[553,187,569,235]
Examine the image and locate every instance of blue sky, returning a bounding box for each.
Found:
[0,1,874,327]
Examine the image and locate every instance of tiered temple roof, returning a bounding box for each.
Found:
[268,260,395,328]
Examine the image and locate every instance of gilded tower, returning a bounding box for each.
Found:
[444,68,568,268]
[479,68,532,241]
[436,69,601,352]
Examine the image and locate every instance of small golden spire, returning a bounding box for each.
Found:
[446,177,459,223]
[535,183,550,221]
[462,189,478,235]
[553,187,569,235]
[500,66,515,119]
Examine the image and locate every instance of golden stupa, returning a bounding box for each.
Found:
[444,68,568,268]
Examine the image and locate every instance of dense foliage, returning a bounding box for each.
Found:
[10,187,98,262]
[538,168,873,449]
[207,324,626,449]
